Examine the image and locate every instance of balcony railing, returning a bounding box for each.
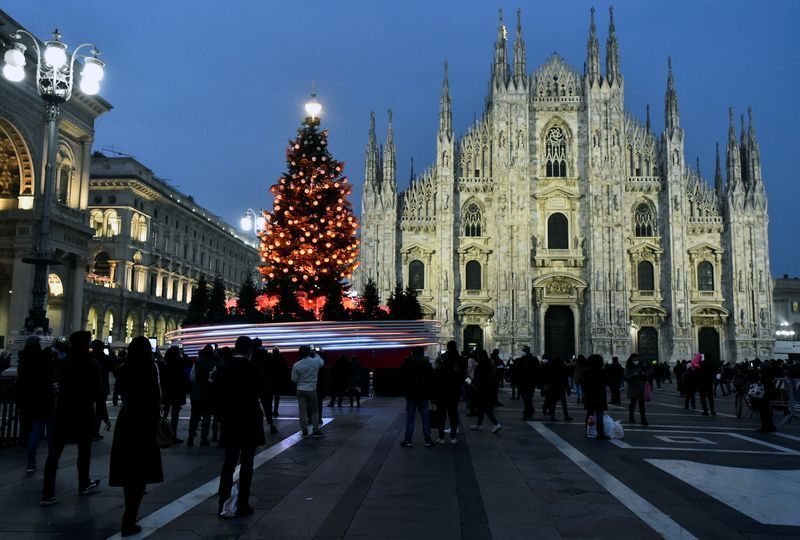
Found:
[85,273,116,288]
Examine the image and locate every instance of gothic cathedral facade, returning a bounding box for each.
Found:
[357,8,774,363]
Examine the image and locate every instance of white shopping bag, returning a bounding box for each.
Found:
[612,421,625,439]
[219,471,240,518]
[603,414,616,437]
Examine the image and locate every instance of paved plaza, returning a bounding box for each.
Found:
[0,383,798,539]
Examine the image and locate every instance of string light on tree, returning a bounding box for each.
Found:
[258,90,360,319]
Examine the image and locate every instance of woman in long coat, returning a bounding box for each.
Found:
[470,350,502,433]
[109,336,164,537]
[624,353,649,426]
[582,354,609,439]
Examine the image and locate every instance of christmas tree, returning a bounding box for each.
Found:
[258,103,359,318]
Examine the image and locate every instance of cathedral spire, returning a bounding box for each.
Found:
[492,8,509,88]
[439,60,453,140]
[646,104,651,132]
[747,107,764,195]
[605,6,621,86]
[409,157,415,183]
[383,109,396,188]
[714,141,724,197]
[726,107,743,195]
[740,113,750,190]
[512,8,527,87]
[585,6,601,86]
[664,56,680,135]
[365,110,379,185]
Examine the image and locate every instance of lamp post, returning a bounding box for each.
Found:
[240,208,266,237]
[3,29,105,332]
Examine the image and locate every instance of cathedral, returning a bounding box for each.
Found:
[356,7,774,363]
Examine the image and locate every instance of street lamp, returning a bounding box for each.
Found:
[240,208,265,236]
[2,28,105,332]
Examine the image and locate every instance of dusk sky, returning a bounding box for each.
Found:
[5,0,800,275]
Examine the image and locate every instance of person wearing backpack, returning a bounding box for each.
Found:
[400,347,434,447]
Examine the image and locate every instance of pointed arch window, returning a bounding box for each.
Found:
[634,203,656,237]
[409,260,425,290]
[547,213,569,249]
[545,126,568,177]
[698,261,714,292]
[466,260,482,291]
[463,202,482,237]
[637,261,655,292]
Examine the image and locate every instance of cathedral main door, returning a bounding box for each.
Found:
[544,305,575,361]
[637,327,659,363]
[463,325,483,352]
[698,327,720,364]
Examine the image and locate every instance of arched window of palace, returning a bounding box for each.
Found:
[634,203,656,237]
[47,273,64,297]
[0,126,22,197]
[465,260,482,290]
[94,251,111,278]
[547,213,569,249]
[545,126,568,178]
[463,202,482,237]
[408,260,424,290]
[698,261,714,291]
[90,210,104,237]
[104,209,120,237]
[56,145,74,204]
[637,261,655,292]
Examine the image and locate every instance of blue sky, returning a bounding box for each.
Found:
[5,0,800,275]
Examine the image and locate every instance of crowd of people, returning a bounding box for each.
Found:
[12,331,797,534]
[14,332,355,536]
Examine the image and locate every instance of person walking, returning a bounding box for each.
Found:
[582,354,610,440]
[400,346,434,447]
[109,336,164,536]
[292,346,325,437]
[217,336,267,518]
[470,350,502,433]
[625,353,649,426]
[543,357,573,422]
[267,348,286,416]
[605,356,624,405]
[328,354,350,407]
[435,341,464,443]
[697,354,717,416]
[516,346,538,420]
[41,331,109,506]
[752,359,777,433]
[187,345,216,446]
[490,349,505,388]
[91,340,115,441]
[345,355,362,407]
[17,336,55,473]
[162,346,187,443]
[251,339,278,435]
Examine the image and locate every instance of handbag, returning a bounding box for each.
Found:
[220,471,240,518]
[747,382,765,400]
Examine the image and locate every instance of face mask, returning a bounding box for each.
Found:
[633,360,640,365]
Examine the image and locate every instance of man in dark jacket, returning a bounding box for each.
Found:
[251,339,278,434]
[188,345,217,446]
[217,336,267,518]
[605,357,624,405]
[400,346,434,447]
[518,346,540,419]
[91,340,116,441]
[41,331,109,506]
